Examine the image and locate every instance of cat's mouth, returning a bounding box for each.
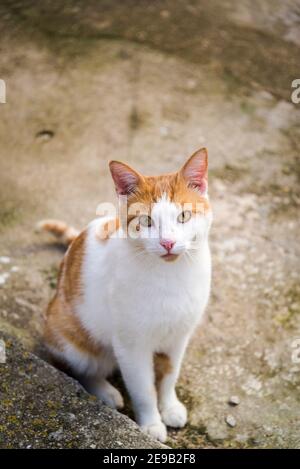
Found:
[161,253,179,262]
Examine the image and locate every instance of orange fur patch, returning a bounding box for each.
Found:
[44,229,103,358]
[38,219,79,245]
[96,218,120,241]
[126,172,210,221]
[63,230,86,303]
[45,295,103,357]
[154,352,172,386]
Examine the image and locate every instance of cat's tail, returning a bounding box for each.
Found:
[36,219,79,246]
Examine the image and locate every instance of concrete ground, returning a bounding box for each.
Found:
[0,0,300,448]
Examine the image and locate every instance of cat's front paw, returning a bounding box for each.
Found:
[161,400,187,428]
[141,421,167,443]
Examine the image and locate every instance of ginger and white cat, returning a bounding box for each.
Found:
[40,148,212,443]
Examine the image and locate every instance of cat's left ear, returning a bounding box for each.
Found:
[109,160,143,196]
[180,147,208,195]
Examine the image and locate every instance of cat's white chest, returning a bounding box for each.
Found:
[107,244,211,343]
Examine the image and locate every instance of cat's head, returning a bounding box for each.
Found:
[109,148,212,261]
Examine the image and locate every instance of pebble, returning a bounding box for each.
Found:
[64,413,76,423]
[225,414,236,428]
[263,425,274,437]
[160,10,170,19]
[0,256,10,264]
[15,297,36,312]
[159,125,170,137]
[0,340,5,353]
[186,78,197,90]
[11,266,20,273]
[49,428,64,441]
[206,421,228,441]
[0,273,10,286]
[228,395,240,406]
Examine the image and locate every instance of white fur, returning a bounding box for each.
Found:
[63,196,212,442]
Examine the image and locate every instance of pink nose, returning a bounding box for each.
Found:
[160,239,175,253]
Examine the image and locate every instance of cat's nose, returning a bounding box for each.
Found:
[160,239,175,253]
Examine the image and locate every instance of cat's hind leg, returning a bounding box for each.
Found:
[49,339,124,409]
[74,347,124,409]
[82,375,124,409]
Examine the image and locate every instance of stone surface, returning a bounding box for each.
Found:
[0,333,163,449]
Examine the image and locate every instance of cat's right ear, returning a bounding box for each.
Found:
[109,161,142,196]
[180,148,208,195]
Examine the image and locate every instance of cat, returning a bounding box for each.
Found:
[39,148,212,443]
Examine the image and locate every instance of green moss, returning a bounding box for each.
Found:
[42,265,59,290]
[240,100,256,115]
[168,423,210,449]
[211,164,249,183]
[7,415,19,425]
[0,319,34,348]
[2,400,14,408]
[129,107,140,131]
[0,206,20,230]
[274,284,300,329]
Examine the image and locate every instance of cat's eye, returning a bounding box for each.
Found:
[177,210,192,223]
[139,215,152,227]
